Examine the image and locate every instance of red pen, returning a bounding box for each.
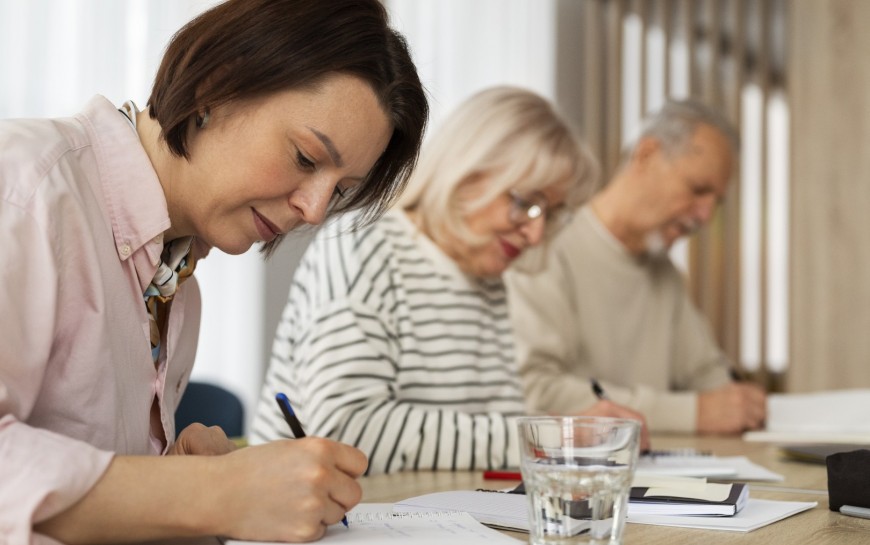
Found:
[483,469,522,480]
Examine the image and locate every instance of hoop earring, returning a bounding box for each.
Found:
[196,109,210,129]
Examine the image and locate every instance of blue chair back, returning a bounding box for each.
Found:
[175,381,245,438]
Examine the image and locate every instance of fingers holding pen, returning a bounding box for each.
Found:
[736,381,767,430]
[580,399,651,452]
[697,382,767,434]
[586,379,651,452]
[215,438,367,542]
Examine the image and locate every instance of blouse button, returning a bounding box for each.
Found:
[120,244,132,257]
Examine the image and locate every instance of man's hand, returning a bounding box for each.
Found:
[697,382,766,434]
[576,399,651,452]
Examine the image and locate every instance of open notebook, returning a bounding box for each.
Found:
[223,503,519,544]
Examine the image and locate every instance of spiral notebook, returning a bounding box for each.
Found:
[223,503,519,544]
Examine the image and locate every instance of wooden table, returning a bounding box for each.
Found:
[358,435,870,544]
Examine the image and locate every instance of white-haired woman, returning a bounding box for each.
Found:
[252,86,649,474]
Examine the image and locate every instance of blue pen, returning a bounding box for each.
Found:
[275,393,349,528]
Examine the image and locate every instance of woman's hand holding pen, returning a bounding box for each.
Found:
[577,399,651,452]
[210,438,368,542]
[585,378,651,451]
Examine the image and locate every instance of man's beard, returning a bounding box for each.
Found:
[644,218,701,257]
[644,230,668,257]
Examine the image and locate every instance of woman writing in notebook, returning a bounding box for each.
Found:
[252,87,650,475]
[0,0,426,542]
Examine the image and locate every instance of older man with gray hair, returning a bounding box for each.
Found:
[506,99,766,434]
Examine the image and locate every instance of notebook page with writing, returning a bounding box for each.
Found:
[224,503,520,544]
[395,491,530,531]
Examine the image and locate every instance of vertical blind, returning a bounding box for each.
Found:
[575,0,789,382]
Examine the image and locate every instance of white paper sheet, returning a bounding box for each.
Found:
[635,455,784,481]
[626,498,818,532]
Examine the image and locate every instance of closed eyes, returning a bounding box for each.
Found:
[296,150,315,171]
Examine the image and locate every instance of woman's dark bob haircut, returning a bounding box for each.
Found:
[147,0,428,254]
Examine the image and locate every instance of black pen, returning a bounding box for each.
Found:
[275,393,349,528]
[589,379,650,455]
[590,378,609,400]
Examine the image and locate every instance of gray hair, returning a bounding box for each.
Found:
[626,99,739,161]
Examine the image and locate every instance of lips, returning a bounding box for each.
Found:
[500,239,521,260]
[252,208,281,242]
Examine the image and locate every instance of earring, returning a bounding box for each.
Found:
[195,108,210,129]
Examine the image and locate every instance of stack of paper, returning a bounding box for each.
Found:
[744,389,870,445]
[627,499,817,532]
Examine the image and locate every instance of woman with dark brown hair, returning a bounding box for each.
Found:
[0,0,427,543]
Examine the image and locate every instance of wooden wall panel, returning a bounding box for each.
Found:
[789,0,870,391]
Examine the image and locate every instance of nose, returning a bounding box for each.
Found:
[519,215,547,246]
[695,196,718,224]
[289,178,335,226]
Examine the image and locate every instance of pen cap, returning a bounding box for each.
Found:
[826,449,870,511]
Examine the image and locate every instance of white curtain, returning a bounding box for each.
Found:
[0,0,265,430]
[386,0,560,133]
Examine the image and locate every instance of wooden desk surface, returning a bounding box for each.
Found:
[358,435,870,544]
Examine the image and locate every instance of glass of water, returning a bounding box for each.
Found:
[517,416,641,545]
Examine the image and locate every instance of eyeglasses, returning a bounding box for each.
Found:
[507,190,573,231]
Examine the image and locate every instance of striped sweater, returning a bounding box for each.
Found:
[251,210,525,474]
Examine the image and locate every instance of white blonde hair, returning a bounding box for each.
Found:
[399,86,599,258]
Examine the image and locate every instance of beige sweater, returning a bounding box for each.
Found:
[505,206,731,432]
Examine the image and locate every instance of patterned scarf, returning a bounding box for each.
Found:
[117,101,198,363]
[144,237,197,362]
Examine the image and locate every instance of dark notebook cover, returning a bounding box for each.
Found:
[629,483,749,516]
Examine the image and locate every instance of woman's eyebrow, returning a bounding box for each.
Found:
[307,126,344,167]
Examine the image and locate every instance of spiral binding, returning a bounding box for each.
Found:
[349,510,464,523]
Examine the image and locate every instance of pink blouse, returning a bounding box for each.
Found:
[0,96,203,544]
